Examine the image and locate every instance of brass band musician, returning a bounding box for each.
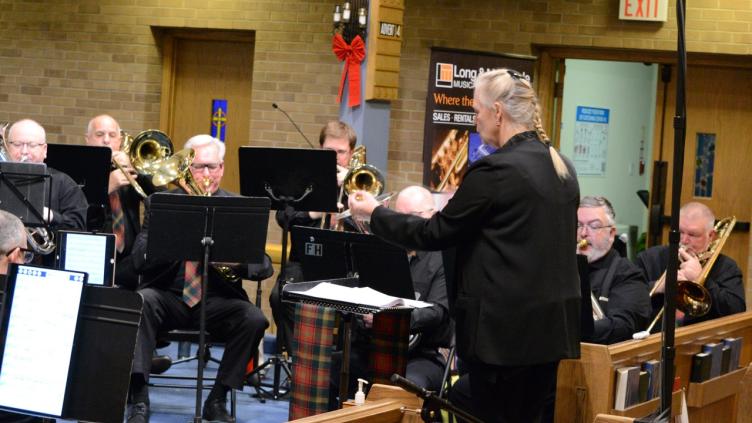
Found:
[634,202,745,327]
[126,135,269,423]
[577,196,650,344]
[84,114,157,289]
[4,119,87,232]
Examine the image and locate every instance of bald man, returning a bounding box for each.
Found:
[5,119,87,232]
[635,202,745,327]
[329,186,452,408]
[85,115,156,289]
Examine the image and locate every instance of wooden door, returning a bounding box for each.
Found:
[651,64,752,296]
[159,30,254,194]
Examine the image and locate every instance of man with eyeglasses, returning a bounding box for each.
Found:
[5,119,87,234]
[577,196,650,344]
[634,202,745,327]
[125,134,270,423]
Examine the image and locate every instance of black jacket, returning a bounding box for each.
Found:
[370,131,581,366]
[131,189,266,301]
[585,248,650,344]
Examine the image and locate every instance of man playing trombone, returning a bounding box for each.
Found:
[577,196,650,344]
[634,202,745,327]
[84,114,158,289]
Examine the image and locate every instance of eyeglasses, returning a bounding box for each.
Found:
[5,247,35,264]
[6,140,45,150]
[577,222,614,232]
[190,163,222,171]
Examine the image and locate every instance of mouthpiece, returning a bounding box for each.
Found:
[577,239,588,249]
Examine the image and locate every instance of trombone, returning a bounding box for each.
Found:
[633,216,736,340]
[578,238,606,321]
[329,145,385,232]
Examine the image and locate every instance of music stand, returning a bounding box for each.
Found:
[45,144,111,208]
[145,193,270,422]
[239,147,337,399]
[0,162,49,227]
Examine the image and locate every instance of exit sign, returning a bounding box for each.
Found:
[619,0,668,22]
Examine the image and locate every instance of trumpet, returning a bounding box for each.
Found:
[578,239,606,321]
[633,216,736,340]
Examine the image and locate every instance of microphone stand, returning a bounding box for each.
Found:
[390,374,483,423]
[272,102,317,149]
[656,1,687,419]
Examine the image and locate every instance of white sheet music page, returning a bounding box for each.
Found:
[0,266,84,416]
[299,282,432,309]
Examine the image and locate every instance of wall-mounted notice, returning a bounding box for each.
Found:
[694,133,715,198]
[573,106,610,176]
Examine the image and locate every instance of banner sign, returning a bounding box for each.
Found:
[423,48,535,191]
[211,99,227,142]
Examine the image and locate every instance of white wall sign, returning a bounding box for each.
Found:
[573,106,610,176]
[619,0,668,22]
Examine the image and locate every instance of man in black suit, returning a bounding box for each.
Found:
[5,119,87,232]
[84,114,156,289]
[576,196,650,344]
[635,202,745,327]
[125,135,269,423]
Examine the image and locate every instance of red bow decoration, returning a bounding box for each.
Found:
[332,33,366,108]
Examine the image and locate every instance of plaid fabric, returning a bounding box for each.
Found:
[289,303,336,420]
[109,192,125,253]
[369,310,410,384]
[182,261,201,307]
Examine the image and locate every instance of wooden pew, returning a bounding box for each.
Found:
[289,384,423,423]
[555,311,752,423]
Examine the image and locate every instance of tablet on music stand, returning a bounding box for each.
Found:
[56,230,116,286]
[45,144,111,207]
[0,264,87,419]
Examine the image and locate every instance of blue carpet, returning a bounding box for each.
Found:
[145,342,290,423]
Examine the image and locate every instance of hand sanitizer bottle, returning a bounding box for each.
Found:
[354,378,369,405]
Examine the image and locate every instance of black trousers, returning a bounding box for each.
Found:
[132,287,269,389]
[450,361,559,423]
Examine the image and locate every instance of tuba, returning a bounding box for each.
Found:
[114,130,174,198]
[634,216,736,339]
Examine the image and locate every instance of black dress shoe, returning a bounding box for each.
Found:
[202,398,235,423]
[126,402,149,423]
[150,355,172,375]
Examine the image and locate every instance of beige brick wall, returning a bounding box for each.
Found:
[1,0,750,324]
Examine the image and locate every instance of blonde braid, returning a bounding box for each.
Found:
[532,98,570,180]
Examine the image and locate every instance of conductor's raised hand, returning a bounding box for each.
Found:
[348,190,379,220]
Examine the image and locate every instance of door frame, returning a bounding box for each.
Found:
[153,27,255,134]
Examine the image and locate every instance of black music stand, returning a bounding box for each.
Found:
[239,147,337,399]
[46,144,113,231]
[145,193,270,422]
[0,162,49,227]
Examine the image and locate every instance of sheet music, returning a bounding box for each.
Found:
[63,233,107,285]
[0,267,84,416]
[299,282,432,309]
